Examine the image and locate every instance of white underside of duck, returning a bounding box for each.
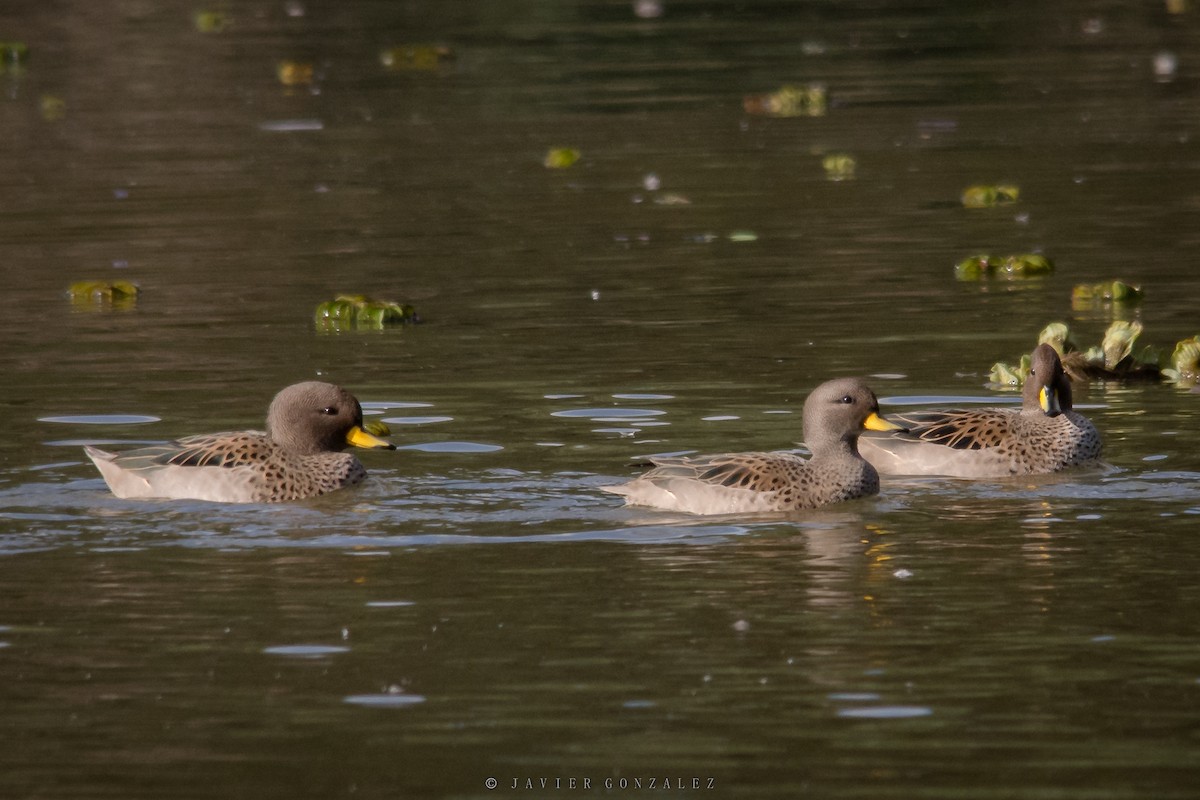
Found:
[856,438,1028,478]
[85,446,261,503]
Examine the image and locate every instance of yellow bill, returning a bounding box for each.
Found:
[863,412,906,432]
[346,425,396,450]
[1038,386,1062,416]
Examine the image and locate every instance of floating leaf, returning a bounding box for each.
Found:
[194,10,229,33]
[728,230,758,242]
[822,153,856,181]
[277,61,314,86]
[1100,320,1143,370]
[1037,322,1075,355]
[543,147,580,169]
[961,184,1020,208]
[989,354,1031,388]
[380,44,454,71]
[68,281,140,309]
[314,294,419,332]
[1164,336,1200,385]
[743,83,827,118]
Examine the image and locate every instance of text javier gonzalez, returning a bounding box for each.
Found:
[486,777,716,791]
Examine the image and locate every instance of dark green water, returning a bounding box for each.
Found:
[2,1,1199,798]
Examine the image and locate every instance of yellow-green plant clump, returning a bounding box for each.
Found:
[380,45,454,70]
[1071,280,1143,307]
[955,254,1053,280]
[961,184,1020,208]
[990,321,1165,387]
[743,84,827,118]
[68,280,140,308]
[314,295,418,331]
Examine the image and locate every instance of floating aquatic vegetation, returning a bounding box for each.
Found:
[1037,322,1076,355]
[822,153,856,181]
[379,45,454,71]
[277,61,314,86]
[40,94,65,121]
[1100,320,1144,370]
[961,184,1020,209]
[1162,336,1200,386]
[742,83,827,118]
[314,295,419,332]
[543,147,580,169]
[989,354,1031,387]
[653,193,691,206]
[194,10,229,33]
[1071,280,1143,308]
[68,281,140,309]
[954,253,1053,280]
[728,230,758,242]
[363,419,392,438]
[991,320,1163,387]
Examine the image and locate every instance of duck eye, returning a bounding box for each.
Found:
[839,395,854,404]
[320,406,338,415]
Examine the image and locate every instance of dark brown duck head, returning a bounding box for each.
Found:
[266,381,395,455]
[1023,344,1073,418]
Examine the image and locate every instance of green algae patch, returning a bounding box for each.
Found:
[68,281,140,309]
[955,253,1053,280]
[961,184,1020,209]
[315,295,419,332]
[380,45,454,71]
[743,84,827,118]
[543,147,580,169]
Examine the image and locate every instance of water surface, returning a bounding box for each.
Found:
[2,2,1200,798]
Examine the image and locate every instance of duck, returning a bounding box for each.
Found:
[858,344,1102,478]
[602,377,904,515]
[84,381,395,503]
